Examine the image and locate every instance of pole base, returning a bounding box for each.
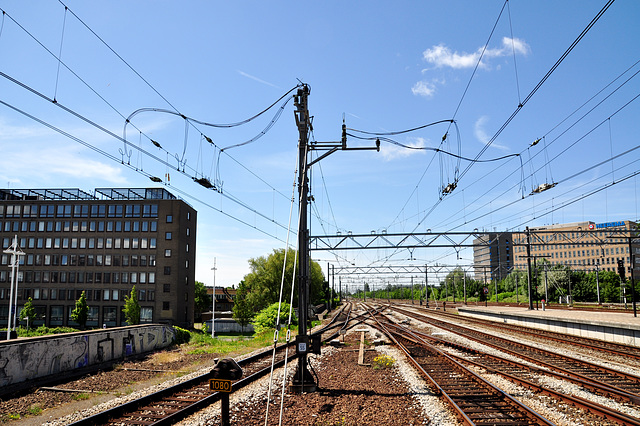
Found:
[289,367,317,393]
[289,380,317,394]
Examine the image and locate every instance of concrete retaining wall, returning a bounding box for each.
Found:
[0,324,175,390]
[457,308,640,347]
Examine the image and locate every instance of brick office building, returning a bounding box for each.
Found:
[472,220,640,281]
[0,188,196,329]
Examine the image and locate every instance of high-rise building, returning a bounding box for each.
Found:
[473,232,513,283]
[0,188,196,329]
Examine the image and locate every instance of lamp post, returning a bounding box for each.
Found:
[211,257,217,339]
[4,235,25,340]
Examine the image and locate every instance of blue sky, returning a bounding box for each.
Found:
[0,1,639,289]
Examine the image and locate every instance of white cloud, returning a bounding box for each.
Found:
[380,137,427,160]
[411,80,437,97]
[422,37,529,70]
[474,116,509,151]
[0,139,127,186]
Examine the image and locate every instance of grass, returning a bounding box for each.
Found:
[186,329,292,356]
[71,393,90,401]
[27,405,42,416]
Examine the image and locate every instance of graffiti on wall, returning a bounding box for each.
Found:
[0,325,175,389]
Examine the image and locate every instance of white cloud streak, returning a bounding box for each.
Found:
[422,37,530,70]
[380,137,427,160]
[474,116,509,151]
[237,70,280,88]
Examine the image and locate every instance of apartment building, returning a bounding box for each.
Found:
[0,187,196,329]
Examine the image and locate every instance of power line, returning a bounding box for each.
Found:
[0,99,286,242]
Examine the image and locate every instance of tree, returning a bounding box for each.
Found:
[71,291,89,330]
[194,280,211,321]
[241,248,325,313]
[233,280,254,333]
[123,286,141,325]
[252,302,297,334]
[20,297,36,329]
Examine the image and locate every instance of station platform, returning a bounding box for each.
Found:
[456,304,640,347]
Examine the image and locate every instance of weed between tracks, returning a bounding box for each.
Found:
[372,354,396,369]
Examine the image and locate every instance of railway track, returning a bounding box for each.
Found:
[68,303,356,426]
[367,306,640,425]
[385,305,640,405]
[367,309,556,425]
[424,305,640,362]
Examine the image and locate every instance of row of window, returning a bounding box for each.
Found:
[516,244,630,255]
[0,285,177,303]
[0,270,160,285]
[0,305,155,326]
[514,256,631,268]
[2,254,157,268]
[1,220,159,234]
[513,231,630,244]
[2,236,158,251]
[1,204,159,219]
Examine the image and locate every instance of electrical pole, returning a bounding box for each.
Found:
[629,236,637,317]
[425,266,429,308]
[294,85,313,392]
[292,84,379,393]
[211,257,217,338]
[526,227,534,310]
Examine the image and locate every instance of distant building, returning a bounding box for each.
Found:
[473,220,640,280]
[472,232,513,283]
[512,220,639,278]
[202,287,237,320]
[0,188,196,329]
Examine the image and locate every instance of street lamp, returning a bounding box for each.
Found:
[4,235,25,340]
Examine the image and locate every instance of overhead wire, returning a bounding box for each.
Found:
[4,3,296,211]
[0,97,290,243]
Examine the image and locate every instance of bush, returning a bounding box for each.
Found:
[252,302,297,334]
[173,326,191,345]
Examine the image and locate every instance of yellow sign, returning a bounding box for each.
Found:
[209,379,233,393]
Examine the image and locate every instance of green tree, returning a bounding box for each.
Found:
[123,286,141,325]
[252,302,297,334]
[20,297,36,329]
[233,280,254,333]
[71,291,89,330]
[600,270,622,303]
[194,280,211,321]
[242,248,325,313]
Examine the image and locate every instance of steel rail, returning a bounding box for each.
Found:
[365,307,555,425]
[389,305,640,403]
[70,305,352,425]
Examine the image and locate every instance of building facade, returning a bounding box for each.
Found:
[0,188,196,329]
[472,232,513,283]
[511,220,639,278]
[472,220,640,280]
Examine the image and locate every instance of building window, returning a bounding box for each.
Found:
[163,284,170,293]
[141,307,153,323]
[165,232,172,240]
[164,266,171,275]
[166,215,173,223]
[162,301,170,310]
[165,249,171,257]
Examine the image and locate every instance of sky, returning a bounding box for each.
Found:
[0,1,639,290]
